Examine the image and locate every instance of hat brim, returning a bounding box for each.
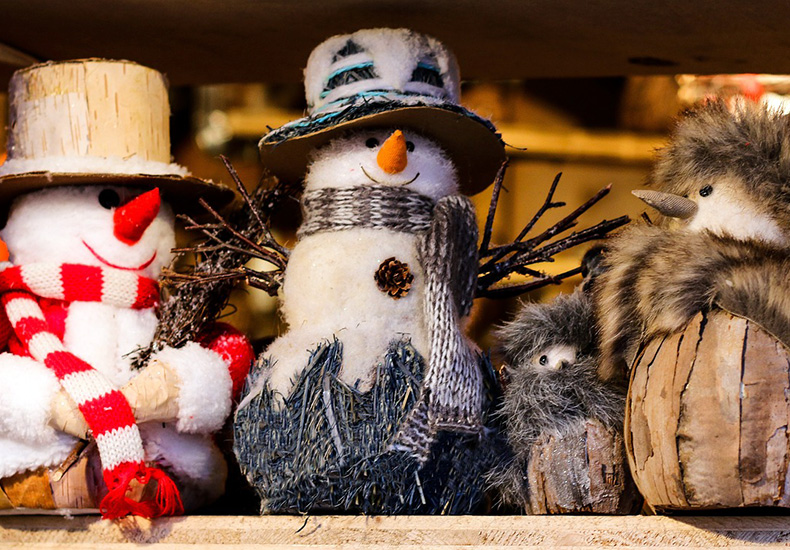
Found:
[260,103,506,196]
[0,172,236,214]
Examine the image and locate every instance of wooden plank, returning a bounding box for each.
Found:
[677,313,746,507]
[2,515,790,548]
[739,321,790,506]
[5,1,790,85]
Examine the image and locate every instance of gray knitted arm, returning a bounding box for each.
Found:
[429,195,479,317]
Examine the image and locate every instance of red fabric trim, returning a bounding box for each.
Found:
[80,391,137,436]
[197,322,254,399]
[43,350,95,378]
[13,317,49,343]
[61,264,103,302]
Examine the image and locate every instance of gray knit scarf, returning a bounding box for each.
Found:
[299,184,484,460]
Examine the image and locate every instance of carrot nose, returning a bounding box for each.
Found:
[377,130,408,174]
[113,188,161,245]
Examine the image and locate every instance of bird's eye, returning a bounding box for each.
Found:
[365,138,379,149]
[406,141,415,152]
[98,189,121,209]
[699,185,713,197]
[538,355,548,366]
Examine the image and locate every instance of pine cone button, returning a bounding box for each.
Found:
[374,257,413,299]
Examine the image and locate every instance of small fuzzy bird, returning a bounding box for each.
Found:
[490,248,636,513]
[596,99,790,380]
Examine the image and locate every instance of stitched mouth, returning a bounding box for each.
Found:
[361,165,420,186]
[83,241,157,271]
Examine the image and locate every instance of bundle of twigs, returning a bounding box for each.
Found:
[133,156,294,368]
[477,164,630,299]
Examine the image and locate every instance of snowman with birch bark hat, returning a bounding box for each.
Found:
[235,28,506,514]
[0,59,253,518]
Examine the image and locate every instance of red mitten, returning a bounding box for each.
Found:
[197,322,254,399]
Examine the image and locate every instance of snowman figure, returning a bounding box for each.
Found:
[0,60,252,517]
[235,28,506,513]
[263,128,464,400]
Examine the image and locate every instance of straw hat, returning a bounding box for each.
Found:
[0,59,234,211]
[259,28,506,196]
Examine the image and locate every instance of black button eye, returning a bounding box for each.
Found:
[406,141,415,152]
[98,189,121,209]
[699,185,713,197]
[538,355,548,366]
[365,138,379,149]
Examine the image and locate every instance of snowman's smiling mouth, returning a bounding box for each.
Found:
[82,241,157,271]
[360,165,420,185]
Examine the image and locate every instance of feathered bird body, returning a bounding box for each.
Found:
[596,99,790,380]
[491,290,629,510]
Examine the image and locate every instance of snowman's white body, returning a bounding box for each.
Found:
[0,186,233,506]
[260,129,459,401]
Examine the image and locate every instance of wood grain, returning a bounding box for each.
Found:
[739,323,790,505]
[627,309,790,511]
[0,469,55,510]
[8,60,170,163]
[2,515,790,548]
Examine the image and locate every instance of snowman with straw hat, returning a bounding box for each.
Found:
[0,59,253,518]
[235,28,506,513]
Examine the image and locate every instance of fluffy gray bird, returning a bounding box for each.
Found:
[596,99,790,380]
[490,250,629,510]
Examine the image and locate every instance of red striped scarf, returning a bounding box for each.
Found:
[0,263,182,519]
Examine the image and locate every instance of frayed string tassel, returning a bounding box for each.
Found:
[100,464,183,520]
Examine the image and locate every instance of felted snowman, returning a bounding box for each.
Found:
[235,28,506,514]
[0,60,253,518]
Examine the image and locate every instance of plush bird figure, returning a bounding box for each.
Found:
[490,248,639,513]
[596,99,790,380]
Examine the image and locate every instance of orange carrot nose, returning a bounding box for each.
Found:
[0,239,8,263]
[377,130,408,174]
[113,188,161,245]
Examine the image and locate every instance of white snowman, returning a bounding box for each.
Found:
[0,60,252,517]
[248,28,505,448]
[262,128,460,399]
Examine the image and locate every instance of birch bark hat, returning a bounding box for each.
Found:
[0,59,234,212]
[259,28,506,196]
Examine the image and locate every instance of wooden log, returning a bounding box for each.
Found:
[677,311,745,507]
[0,486,13,510]
[626,308,790,510]
[525,419,640,514]
[0,468,56,510]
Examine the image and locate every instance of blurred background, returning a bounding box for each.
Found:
[4,1,790,352]
[1,73,787,351]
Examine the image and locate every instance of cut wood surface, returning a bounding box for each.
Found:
[8,60,170,163]
[626,309,790,511]
[526,420,640,514]
[3,515,790,548]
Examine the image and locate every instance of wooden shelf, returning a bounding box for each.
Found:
[3,1,790,85]
[2,515,790,548]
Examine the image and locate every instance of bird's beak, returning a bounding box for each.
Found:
[632,189,698,219]
[377,130,408,174]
